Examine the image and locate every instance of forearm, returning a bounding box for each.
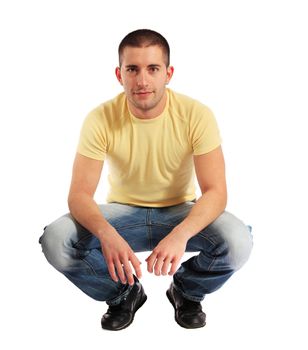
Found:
[68,193,141,285]
[172,189,227,241]
[68,193,115,240]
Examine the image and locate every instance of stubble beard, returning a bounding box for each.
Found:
[130,89,166,115]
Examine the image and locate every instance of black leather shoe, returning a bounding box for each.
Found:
[166,282,206,329]
[101,278,147,331]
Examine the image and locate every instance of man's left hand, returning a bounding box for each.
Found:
[145,232,187,276]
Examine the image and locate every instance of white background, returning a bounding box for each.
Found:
[1,0,307,348]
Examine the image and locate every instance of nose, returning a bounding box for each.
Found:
[136,70,149,88]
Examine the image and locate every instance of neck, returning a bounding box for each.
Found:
[129,91,167,119]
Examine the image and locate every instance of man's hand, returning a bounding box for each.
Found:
[100,229,142,285]
[145,232,188,276]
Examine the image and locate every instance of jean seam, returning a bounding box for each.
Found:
[116,223,147,230]
[190,229,218,272]
[207,256,217,271]
[72,224,146,247]
[198,230,216,246]
[80,253,101,276]
[150,223,176,228]
[146,208,153,249]
[73,233,93,247]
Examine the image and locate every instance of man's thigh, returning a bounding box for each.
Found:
[185,211,253,270]
[150,201,195,248]
[151,204,252,254]
[100,202,194,252]
[98,203,150,252]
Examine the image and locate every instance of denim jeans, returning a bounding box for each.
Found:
[39,202,252,304]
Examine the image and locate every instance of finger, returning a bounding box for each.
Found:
[122,261,134,286]
[146,252,157,273]
[154,256,165,276]
[115,260,127,284]
[161,258,172,276]
[107,260,119,283]
[130,254,142,280]
[168,258,180,276]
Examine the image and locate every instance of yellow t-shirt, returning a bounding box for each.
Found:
[77,89,221,207]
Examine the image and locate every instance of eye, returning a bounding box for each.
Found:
[149,66,159,73]
[127,67,137,73]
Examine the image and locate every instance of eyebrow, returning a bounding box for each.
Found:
[124,64,161,69]
[148,64,161,69]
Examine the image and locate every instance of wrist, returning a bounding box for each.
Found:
[172,219,199,241]
[170,225,193,242]
[96,225,117,241]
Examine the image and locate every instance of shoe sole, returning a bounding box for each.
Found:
[102,293,147,331]
[166,289,206,329]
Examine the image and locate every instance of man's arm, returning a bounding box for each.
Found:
[145,146,227,275]
[175,145,227,238]
[68,153,142,285]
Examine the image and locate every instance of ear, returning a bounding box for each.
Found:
[166,66,174,85]
[115,67,123,85]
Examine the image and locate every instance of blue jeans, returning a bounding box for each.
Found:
[39,202,252,304]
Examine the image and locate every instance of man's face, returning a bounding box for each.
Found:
[116,45,174,118]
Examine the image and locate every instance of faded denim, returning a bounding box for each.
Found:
[39,202,252,304]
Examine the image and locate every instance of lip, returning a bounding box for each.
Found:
[134,91,152,95]
[133,91,153,99]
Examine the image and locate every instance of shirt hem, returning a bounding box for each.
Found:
[106,195,196,208]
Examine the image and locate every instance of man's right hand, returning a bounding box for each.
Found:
[99,229,142,285]
[68,154,141,285]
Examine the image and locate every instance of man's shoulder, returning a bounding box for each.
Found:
[86,92,126,120]
[168,89,213,118]
[168,89,196,104]
[94,92,126,112]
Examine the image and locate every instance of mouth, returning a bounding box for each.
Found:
[133,91,153,96]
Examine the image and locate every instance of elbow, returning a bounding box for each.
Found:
[213,187,227,213]
[222,192,228,211]
[201,185,227,212]
[67,194,74,214]
[67,191,79,213]
[220,185,228,211]
[67,191,93,213]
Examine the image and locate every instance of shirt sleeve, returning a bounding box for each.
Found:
[77,107,107,161]
[190,104,222,155]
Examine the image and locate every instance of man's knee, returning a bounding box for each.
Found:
[230,224,253,270]
[39,215,77,272]
[213,211,253,271]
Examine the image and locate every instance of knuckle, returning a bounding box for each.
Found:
[106,257,114,264]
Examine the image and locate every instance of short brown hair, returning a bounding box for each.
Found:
[118,29,170,67]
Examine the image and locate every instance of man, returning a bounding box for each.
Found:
[39,29,253,330]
